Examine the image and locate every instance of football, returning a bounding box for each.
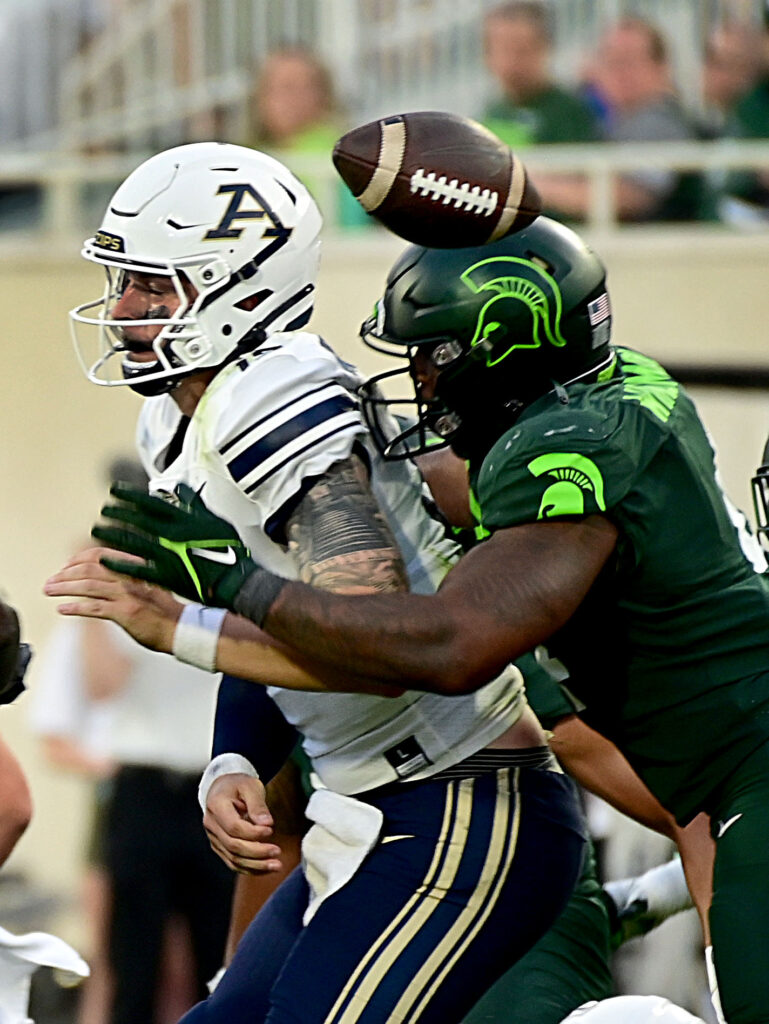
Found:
[332,111,541,247]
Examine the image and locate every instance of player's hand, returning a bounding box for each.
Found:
[92,482,259,608]
[44,546,183,654]
[203,774,283,874]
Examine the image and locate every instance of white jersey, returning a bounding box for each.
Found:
[136,332,525,794]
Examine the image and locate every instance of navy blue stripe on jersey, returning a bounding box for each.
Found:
[220,382,343,456]
[242,420,360,496]
[227,395,358,484]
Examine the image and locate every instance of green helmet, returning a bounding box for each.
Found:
[359,216,614,459]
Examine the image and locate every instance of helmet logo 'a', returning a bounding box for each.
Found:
[527,452,606,519]
[204,184,289,242]
[460,256,566,365]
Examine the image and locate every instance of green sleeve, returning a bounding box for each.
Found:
[474,405,641,531]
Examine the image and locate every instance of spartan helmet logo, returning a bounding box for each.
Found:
[460,256,567,366]
[527,453,606,519]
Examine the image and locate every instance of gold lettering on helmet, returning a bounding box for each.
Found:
[94,230,126,252]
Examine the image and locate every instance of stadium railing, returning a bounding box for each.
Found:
[1,139,768,246]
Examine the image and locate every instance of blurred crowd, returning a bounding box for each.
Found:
[478,1,769,225]
[230,3,769,227]
[1,1,769,230]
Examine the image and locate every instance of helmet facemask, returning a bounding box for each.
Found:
[360,305,466,459]
[71,257,222,394]
[70,142,322,395]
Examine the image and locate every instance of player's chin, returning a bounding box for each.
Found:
[122,353,160,369]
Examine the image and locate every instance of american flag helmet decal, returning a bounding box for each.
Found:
[587,292,611,326]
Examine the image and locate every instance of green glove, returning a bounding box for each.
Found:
[92,482,259,608]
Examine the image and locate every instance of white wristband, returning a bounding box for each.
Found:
[172,603,227,672]
[198,753,259,813]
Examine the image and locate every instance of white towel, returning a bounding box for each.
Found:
[301,788,383,925]
[0,925,89,1024]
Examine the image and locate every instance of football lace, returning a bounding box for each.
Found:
[410,169,499,216]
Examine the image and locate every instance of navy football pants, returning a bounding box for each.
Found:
[181,764,585,1024]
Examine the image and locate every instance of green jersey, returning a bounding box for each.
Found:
[470,347,769,823]
[483,86,598,147]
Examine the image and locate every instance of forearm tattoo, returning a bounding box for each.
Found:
[286,456,409,593]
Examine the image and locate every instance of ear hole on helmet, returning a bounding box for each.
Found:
[528,254,554,273]
[236,289,273,312]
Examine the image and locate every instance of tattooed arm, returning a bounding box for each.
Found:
[286,454,409,594]
[46,454,409,694]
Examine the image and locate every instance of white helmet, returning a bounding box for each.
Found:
[560,996,707,1024]
[70,141,322,394]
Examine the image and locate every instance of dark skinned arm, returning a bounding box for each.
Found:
[261,515,619,694]
[49,458,617,695]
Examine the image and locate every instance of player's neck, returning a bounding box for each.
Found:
[171,369,217,417]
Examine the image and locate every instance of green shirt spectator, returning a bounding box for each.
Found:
[484,85,598,146]
[481,3,599,222]
[246,47,369,231]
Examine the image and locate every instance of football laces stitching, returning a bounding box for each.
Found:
[410,168,499,216]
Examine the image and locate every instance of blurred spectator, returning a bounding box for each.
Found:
[701,22,762,137]
[481,1,599,223]
[482,1,598,146]
[718,7,769,222]
[599,17,712,221]
[29,614,118,1024]
[31,610,233,1024]
[251,46,339,151]
[730,6,769,142]
[541,17,713,222]
[247,45,366,230]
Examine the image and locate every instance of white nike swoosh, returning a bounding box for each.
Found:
[717,813,743,838]
[380,834,415,844]
[189,546,238,565]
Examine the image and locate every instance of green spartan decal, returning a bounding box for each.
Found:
[460,256,567,366]
[527,453,606,519]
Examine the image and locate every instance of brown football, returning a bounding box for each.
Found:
[332,111,541,247]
